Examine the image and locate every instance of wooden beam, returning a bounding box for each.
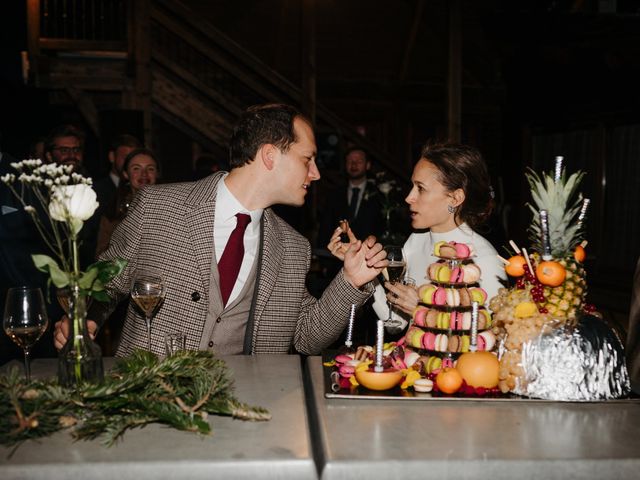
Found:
[447,0,462,142]
[399,0,425,83]
[301,0,316,126]
[133,0,152,146]
[65,86,99,136]
[26,0,40,76]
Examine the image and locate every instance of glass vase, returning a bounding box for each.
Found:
[57,283,104,386]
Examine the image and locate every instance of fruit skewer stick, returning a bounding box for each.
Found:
[576,198,591,230]
[522,248,535,276]
[509,240,521,254]
[580,240,588,248]
[496,255,511,266]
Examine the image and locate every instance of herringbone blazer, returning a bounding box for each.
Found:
[94,172,372,356]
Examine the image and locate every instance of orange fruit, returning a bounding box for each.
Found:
[456,351,499,388]
[435,367,463,394]
[505,255,527,277]
[574,245,586,263]
[535,261,566,287]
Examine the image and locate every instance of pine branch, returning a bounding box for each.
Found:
[0,351,270,451]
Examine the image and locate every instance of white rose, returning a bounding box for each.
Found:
[49,184,99,234]
[378,182,393,195]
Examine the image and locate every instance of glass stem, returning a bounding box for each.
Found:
[24,347,31,382]
[145,317,152,351]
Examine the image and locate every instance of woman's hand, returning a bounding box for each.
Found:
[327,222,358,261]
[385,281,419,315]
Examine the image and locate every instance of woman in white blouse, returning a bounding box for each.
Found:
[328,143,506,331]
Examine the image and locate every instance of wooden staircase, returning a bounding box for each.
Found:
[25,0,403,179]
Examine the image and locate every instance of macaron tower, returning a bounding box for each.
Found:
[405,241,496,374]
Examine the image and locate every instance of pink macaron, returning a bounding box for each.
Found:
[454,242,471,259]
[433,287,447,305]
[413,306,428,327]
[450,266,463,283]
[450,311,461,330]
[478,330,496,351]
[422,332,436,350]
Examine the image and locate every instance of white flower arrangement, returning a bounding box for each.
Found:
[1,159,126,301]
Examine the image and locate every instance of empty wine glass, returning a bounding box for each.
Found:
[130,269,165,352]
[384,245,406,330]
[3,287,49,381]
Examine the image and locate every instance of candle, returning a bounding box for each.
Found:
[344,304,356,348]
[539,209,552,260]
[577,198,590,230]
[469,302,479,352]
[554,156,563,182]
[375,319,384,372]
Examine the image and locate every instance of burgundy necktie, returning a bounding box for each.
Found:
[218,213,251,306]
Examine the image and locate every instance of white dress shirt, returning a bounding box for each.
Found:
[213,174,263,305]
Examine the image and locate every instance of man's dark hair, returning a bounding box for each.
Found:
[344,146,370,162]
[44,124,86,153]
[109,134,142,152]
[228,103,310,169]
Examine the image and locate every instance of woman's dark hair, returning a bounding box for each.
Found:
[228,103,311,169]
[419,143,494,230]
[122,147,158,173]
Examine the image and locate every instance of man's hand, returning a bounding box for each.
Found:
[342,236,388,288]
[327,223,358,261]
[54,316,98,350]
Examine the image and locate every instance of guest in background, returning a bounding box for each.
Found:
[44,124,86,173]
[93,134,142,219]
[626,257,640,394]
[28,136,46,160]
[96,148,159,256]
[94,148,159,355]
[329,143,507,331]
[318,147,383,245]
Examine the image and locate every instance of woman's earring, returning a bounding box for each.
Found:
[447,204,456,214]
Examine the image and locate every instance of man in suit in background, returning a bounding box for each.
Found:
[318,147,383,246]
[93,134,143,218]
[54,103,387,356]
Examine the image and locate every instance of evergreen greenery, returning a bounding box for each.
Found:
[0,350,270,449]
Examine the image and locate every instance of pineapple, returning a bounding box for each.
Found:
[525,167,588,319]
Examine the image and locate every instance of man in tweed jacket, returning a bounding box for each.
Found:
[54,104,387,356]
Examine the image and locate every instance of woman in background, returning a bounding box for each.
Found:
[329,143,506,330]
[96,148,159,257]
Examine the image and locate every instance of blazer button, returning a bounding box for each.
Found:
[216,317,222,323]
[191,291,201,302]
[208,341,214,348]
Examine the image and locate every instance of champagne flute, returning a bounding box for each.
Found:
[3,287,49,381]
[130,269,165,352]
[384,245,406,329]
